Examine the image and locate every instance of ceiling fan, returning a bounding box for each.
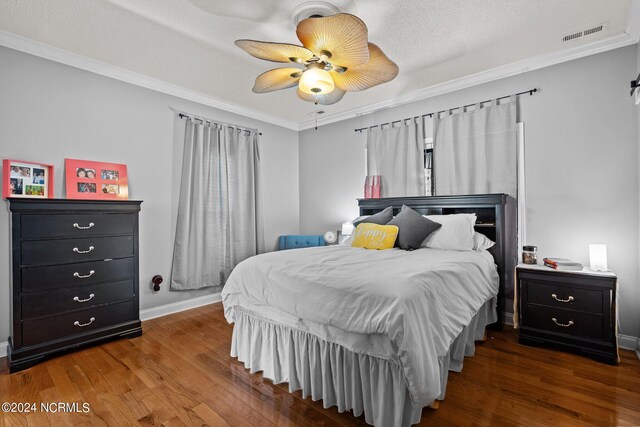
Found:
[235,12,399,105]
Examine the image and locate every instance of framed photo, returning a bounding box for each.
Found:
[2,159,54,199]
[65,158,128,200]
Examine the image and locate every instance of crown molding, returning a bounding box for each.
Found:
[1,28,635,133]
[299,32,637,130]
[0,30,299,131]
[626,0,640,42]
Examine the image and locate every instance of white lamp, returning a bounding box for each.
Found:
[589,244,608,271]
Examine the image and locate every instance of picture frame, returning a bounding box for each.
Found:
[65,158,129,200]
[2,159,54,199]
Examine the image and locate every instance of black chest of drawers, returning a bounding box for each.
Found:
[516,264,618,365]
[7,199,142,372]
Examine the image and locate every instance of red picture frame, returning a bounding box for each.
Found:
[65,158,129,200]
[2,159,54,199]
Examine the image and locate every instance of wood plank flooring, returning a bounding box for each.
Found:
[1,302,639,426]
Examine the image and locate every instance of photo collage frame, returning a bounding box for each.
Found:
[64,158,129,200]
[2,159,54,199]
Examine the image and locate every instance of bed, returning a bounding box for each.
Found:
[222,194,515,426]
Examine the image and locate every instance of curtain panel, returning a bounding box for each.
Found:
[171,119,264,290]
[434,98,517,196]
[366,121,425,197]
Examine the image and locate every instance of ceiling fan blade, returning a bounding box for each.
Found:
[252,68,302,93]
[331,43,399,92]
[297,87,346,105]
[235,39,314,63]
[296,13,369,68]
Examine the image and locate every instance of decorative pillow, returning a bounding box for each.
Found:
[421,214,477,251]
[352,206,393,227]
[387,205,441,250]
[473,232,495,251]
[351,223,398,250]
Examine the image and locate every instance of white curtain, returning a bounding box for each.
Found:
[434,98,517,196]
[171,119,264,290]
[367,121,425,197]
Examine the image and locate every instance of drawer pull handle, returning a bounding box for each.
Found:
[73,222,95,230]
[552,317,574,328]
[73,293,95,303]
[73,270,95,279]
[73,317,96,327]
[551,293,574,303]
[73,246,95,254]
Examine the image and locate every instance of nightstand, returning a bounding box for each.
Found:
[516,263,618,364]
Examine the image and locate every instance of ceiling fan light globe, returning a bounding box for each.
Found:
[299,67,335,95]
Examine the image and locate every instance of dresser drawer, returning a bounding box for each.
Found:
[525,280,604,313]
[21,300,137,347]
[524,305,604,341]
[21,279,135,319]
[21,236,133,266]
[21,213,134,239]
[21,258,134,292]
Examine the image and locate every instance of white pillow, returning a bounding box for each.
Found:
[472,232,495,251]
[421,214,476,251]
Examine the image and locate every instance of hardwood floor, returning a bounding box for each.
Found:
[1,303,639,426]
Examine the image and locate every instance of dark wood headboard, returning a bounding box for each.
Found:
[358,194,516,328]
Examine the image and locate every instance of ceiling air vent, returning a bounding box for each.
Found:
[562,23,606,42]
[583,24,604,36]
[562,31,583,42]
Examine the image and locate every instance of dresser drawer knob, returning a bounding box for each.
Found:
[73,293,95,303]
[552,317,574,327]
[551,293,574,303]
[73,246,95,254]
[73,270,95,279]
[73,317,96,327]
[73,222,95,230]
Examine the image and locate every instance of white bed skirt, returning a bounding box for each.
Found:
[230,298,497,427]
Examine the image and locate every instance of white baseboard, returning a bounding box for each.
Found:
[504,312,514,326]
[139,292,221,321]
[618,334,640,352]
[0,294,222,359]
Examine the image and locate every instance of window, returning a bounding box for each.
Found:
[424,137,433,196]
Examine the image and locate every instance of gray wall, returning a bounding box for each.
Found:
[0,46,300,341]
[300,45,640,339]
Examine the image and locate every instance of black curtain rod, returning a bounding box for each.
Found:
[177,113,263,135]
[354,88,538,133]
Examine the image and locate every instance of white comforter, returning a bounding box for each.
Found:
[222,245,499,406]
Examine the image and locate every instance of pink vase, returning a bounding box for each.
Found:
[371,175,381,198]
[364,176,372,198]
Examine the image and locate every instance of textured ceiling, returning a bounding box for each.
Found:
[0,0,633,127]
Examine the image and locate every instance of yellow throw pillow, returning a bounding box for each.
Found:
[351,223,399,250]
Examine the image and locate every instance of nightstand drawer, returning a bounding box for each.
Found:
[21,279,135,319]
[21,258,134,292]
[21,300,137,347]
[525,281,604,313]
[21,213,134,239]
[21,236,134,266]
[524,305,604,340]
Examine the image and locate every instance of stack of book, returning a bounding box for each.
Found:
[543,257,584,271]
